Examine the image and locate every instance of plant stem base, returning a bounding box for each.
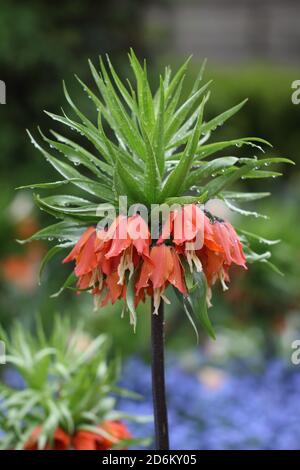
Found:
[151,300,169,450]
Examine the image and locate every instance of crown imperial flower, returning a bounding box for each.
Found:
[22,51,292,450]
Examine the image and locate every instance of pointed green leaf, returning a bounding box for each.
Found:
[39,242,74,283]
[116,160,147,205]
[27,132,114,202]
[165,81,211,144]
[189,271,215,339]
[126,274,137,332]
[152,77,165,176]
[50,271,77,298]
[221,191,270,201]
[200,157,294,200]
[200,99,248,136]
[17,221,86,244]
[185,156,238,189]
[160,96,206,201]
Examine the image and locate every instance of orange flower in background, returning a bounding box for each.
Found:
[24,421,131,451]
[24,426,70,450]
[1,242,45,293]
[15,215,40,240]
[72,421,131,450]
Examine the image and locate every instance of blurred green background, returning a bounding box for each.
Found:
[0,0,299,360]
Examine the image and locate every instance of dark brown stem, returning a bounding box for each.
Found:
[151,299,169,450]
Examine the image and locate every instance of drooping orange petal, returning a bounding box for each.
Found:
[75,231,98,276]
[72,431,99,450]
[102,271,126,305]
[224,222,247,267]
[135,257,153,294]
[77,272,93,289]
[203,215,222,252]
[173,205,203,245]
[97,250,119,276]
[150,245,173,289]
[128,215,150,252]
[158,205,206,246]
[100,421,132,449]
[211,222,232,264]
[105,236,131,259]
[200,247,225,286]
[63,227,95,264]
[24,426,70,450]
[106,215,128,239]
[168,248,187,294]
[53,428,71,450]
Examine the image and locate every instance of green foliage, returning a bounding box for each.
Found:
[0,318,145,449]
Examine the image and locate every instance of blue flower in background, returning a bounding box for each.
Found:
[119,356,300,450]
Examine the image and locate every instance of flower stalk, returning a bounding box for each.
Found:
[151,299,169,450]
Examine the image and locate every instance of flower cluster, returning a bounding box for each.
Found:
[64,204,246,315]
[24,421,131,450]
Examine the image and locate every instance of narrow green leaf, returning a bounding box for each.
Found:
[238,228,280,246]
[48,130,113,178]
[191,58,207,95]
[221,191,270,201]
[224,199,268,219]
[165,55,192,105]
[195,137,272,160]
[185,156,238,189]
[189,271,215,339]
[95,57,147,160]
[242,170,282,179]
[34,194,101,222]
[200,157,294,200]
[27,132,115,202]
[260,259,284,276]
[152,77,165,176]
[50,271,77,298]
[116,160,147,205]
[201,99,248,136]
[140,123,161,204]
[165,192,208,206]
[160,96,206,201]
[39,243,73,283]
[126,274,137,332]
[165,81,211,144]
[105,54,139,115]
[17,221,86,244]
[16,180,75,190]
[45,109,112,163]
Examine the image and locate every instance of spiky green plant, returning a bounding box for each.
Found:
[0,318,147,450]
[18,50,293,450]
[20,50,292,284]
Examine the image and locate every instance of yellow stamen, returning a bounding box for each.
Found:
[186,249,202,273]
[117,247,134,285]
